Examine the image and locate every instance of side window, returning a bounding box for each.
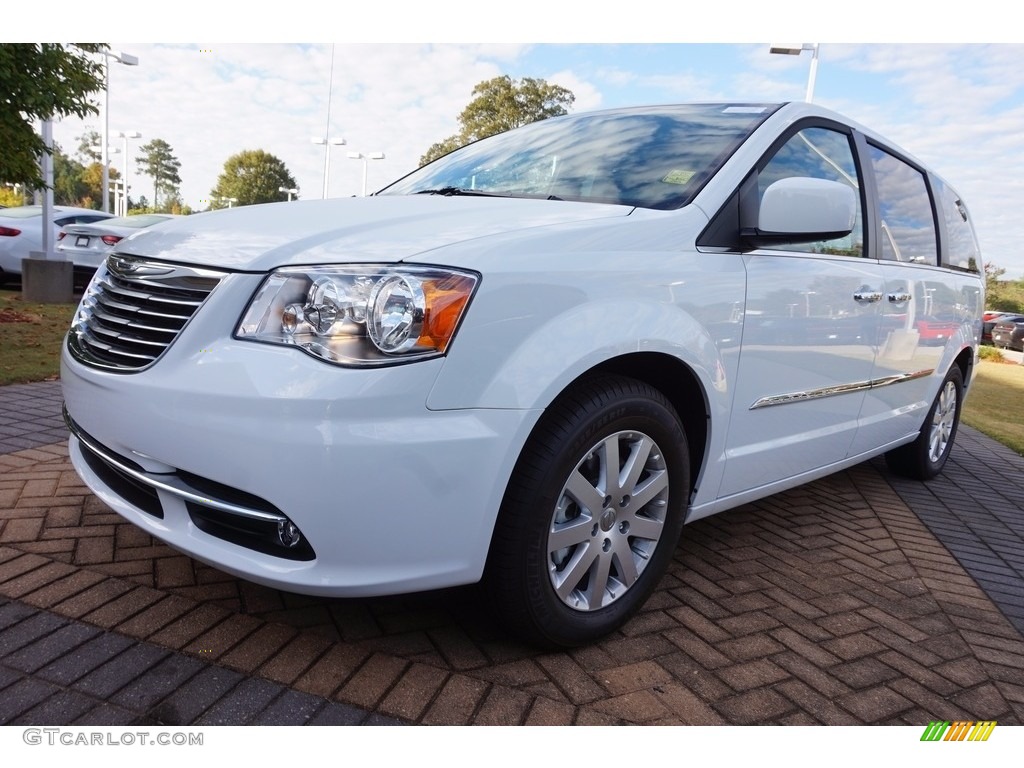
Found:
[935,179,980,272]
[758,127,863,256]
[868,144,937,265]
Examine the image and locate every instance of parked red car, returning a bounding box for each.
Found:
[916,316,961,345]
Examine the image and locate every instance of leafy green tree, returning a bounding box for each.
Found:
[40,138,120,209]
[985,262,1007,308]
[135,138,182,211]
[420,76,575,165]
[76,129,103,164]
[209,149,298,208]
[52,144,89,206]
[982,262,1024,313]
[0,186,27,207]
[0,44,106,189]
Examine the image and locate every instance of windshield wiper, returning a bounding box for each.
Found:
[415,186,501,197]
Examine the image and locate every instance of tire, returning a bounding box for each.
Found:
[484,375,689,648]
[884,365,963,480]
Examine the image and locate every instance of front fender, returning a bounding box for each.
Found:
[426,285,737,417]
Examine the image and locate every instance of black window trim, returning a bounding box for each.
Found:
[697,116,870,257]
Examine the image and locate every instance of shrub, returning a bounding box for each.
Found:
[979,345,1005,362]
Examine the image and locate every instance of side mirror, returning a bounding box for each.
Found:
[745,177,856,247]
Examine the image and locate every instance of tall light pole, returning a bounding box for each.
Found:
[346,152,385,196]
[769,43,819,102]
[104,145,121,214]
[100,50,139,212]
[278,187,298,201]
[40,118,55,258]
[312,137,346,198]
[110,180,125,216]
[115,131,141,216]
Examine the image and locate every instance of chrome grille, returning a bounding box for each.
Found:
[67,255,226,371]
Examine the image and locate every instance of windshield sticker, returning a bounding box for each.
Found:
[723,106,768,113]
[662,170,696,185]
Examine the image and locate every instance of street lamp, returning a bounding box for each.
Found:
[114,131,141,216]
[346,151,385,197]
[312,136,346,198]
[801,290,817,317]
[278,187,298,201]
[103,145,121,214]
[100,50,139,213]
[109,180,125,216]
[769,43,819,102]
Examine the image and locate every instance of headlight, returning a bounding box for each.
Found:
[235,265,478,366]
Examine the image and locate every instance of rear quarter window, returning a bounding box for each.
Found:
[935,178,981,272]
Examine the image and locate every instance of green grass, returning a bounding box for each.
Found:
[963,358,1024,456]
[0,291,77,386]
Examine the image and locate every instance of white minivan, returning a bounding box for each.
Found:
[61,102,983,646]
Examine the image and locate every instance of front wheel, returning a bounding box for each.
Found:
[884,365,963,480]
[484,375,689,648]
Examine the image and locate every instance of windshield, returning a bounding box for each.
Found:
[381,104,781,210]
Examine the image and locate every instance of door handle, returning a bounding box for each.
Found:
[853,291,882,303]
[888,292,913,303]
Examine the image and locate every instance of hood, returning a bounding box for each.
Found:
[112,196,633,272]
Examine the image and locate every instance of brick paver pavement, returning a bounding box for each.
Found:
[1,380,1023,725]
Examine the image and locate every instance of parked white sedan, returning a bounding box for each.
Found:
[0,205,115,283]
[57,213,179,278]
[61,102,983,646]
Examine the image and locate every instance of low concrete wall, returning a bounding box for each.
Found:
[21,253,73,304]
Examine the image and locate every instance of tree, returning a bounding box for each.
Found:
[981,261,1024,313]
[0,186,27,207]
[420,76,575,165]
[209,149,298,208]
[985,261,1007,308]
[76,129,103,164]
[0,44,106,189]
[135,139,182,211]
[50,130,120,209]
[52,144,89,206]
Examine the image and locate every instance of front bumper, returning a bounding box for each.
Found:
[61,309,539,596]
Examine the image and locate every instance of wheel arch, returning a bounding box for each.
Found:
[953,344,974,392]
[492,350,711,524]
[584,352,709,499]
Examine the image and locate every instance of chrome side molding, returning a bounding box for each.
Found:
[750,368,934,410]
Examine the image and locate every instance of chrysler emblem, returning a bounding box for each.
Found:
[107,255,175,277]
[108,255,139,275]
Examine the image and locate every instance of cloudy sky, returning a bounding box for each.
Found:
[12,5,1024,275]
